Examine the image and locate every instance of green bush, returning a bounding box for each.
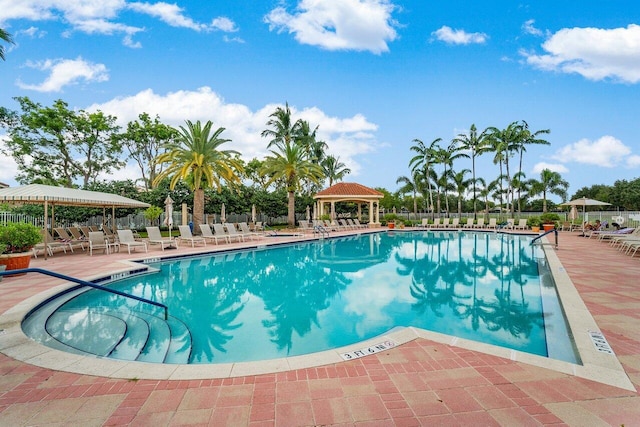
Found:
[0,222,42,254]
[540,212,561,223]
[527,216,541,227]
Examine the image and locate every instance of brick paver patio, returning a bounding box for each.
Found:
[0,230,638,426]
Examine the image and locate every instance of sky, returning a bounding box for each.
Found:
[1,1,639,203]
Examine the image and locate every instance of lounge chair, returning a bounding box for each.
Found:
[441,218,450,228]
[43,228,75,253]
[225,223,246,242]
[178,225,206,247]
[353,219,368,229]
[32,229,69,258]
[212,224,235,243]
[448,218,460,228]
[200,224,227,244]
[339,219,354,230]
[116,230,148,254]
[68,227,85,241]
[146,226,177,250]
[474,218,485,228]
[54,227,86,251]
[297,221,314,234]
[80,226,93,239]
[88,231,109,256]
[254,222,264,232]
[239,222,263,239]
[428,218,441,229]
[463,218,474,228]
[514,219,528,230]
[486,218,497,229]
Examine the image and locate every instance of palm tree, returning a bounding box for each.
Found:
[452,124,491,220]
[396,170,421,215]
[515,121,550,207]
[409,138,441,219]
[0,28,14,61]
[261,140,324,226]
[452,169,472,216]
[261,102,301,149]
[488,122,522,214]
[321,155,351,187]
[528,169,569,212]
[433,143,468,215]
[154,120,243,232]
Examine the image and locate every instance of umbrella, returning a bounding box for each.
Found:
[568,205,578,221]
[251,204,256,224]
[221,203,226,223]
[560,197,611,235]
[164,196,174,238]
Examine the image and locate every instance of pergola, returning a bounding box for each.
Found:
[313,182,383,227]
[0,184,150,258]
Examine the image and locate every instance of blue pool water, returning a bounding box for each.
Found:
[23,231,579,364]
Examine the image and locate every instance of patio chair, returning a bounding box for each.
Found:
[353,219,368,229]
[486,218,497,229]
[448,218,460,228]
[177,225,206,247]
[117,230,148,254]
[463,218,474,228]
[239,222,263,239]
[68,227,86,241]
[474,218,485,228]
[297,221,314,234]
[428,218,441,229]
[347,219,365,229]
[54,227,86,251]
[43,228,75,253]
[514,219,528,230]
[88,231,109,256]
[441,218,450,228]
[339,219,354,230]
[32,229,70,258]
[224,223,246,242]
[80,226,93,239]
[254,222,264,232]
[146,226,178,250]
[200,224,228,244]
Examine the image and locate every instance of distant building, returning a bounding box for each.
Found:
[0,182,9,189]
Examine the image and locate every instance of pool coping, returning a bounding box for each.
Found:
[0,230,634,391]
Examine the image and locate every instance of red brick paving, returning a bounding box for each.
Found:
[0,231,639,425]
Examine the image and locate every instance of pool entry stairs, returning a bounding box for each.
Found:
[14,268,193,364]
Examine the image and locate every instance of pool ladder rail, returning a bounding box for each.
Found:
[531,229,558,249]
[313,225,330,238]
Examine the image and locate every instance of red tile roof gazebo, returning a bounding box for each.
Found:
[314,182,383,226]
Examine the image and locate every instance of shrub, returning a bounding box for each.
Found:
[0,222,42,254]
[527,216,541,228]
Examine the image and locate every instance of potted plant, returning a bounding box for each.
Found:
[383,214,400,229]
[540,213,561,232]
[0,222,43,273]
[527,216,541,232]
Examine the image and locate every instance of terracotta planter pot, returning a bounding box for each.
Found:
[531,226,540,233]
[542,224,555,232]
[0,252,32,277]
[388,222,395,229]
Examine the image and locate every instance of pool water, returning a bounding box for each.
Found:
[23,231,579,364]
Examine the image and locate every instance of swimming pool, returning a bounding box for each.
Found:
[22,230,579,365]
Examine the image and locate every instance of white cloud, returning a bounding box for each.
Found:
[17,57,109,92]
[552,135,632,167]
[264,0,399,54]
[432,25,488,45]
[0,135,19,186]
[522,19,544,37]
[532,162,568,174]
[85,87,380,179]
[211,17,238,33]
[626,155,640,168]
[522,24,640,83]
[127,2,205,31]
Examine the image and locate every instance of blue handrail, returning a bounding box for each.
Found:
[313,225,329,238]
[531,229,558,248]
[0,267,168,320]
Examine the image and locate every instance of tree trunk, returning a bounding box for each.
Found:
[193,188,204,234]
[288,191,296,227]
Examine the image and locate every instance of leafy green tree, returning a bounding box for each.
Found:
[0,28,14,61]
[119,113,178,190]
[154,120,244,232]
[515,121,550,207]
[528,169,569,212]
[452,169,472,216]
[396,170,421,214]
[409,138,441,218]
[321,155,351,187]
[434,143,469,215]
[452,124,491,219]
[487,122,522,214]
[260,140,323,226]
[144,206,163,226]
[0,97,124,187]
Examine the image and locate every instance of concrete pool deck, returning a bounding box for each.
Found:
[0,229,639,425]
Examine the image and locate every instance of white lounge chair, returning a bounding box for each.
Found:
[146,226,177,250]
[88,231,109,256]
[441,218,450,228]
[353,219,368,229]
[224,223,246,242]
[463,218,474,228]
[428,218,441,229]
[474,218,485,228]
[449,218,460,228]
[116,229,147,254]
[486,218,497,229]
[199,224,227,244]
[178,225,206,247]
[514,219,528,230]
[239,222,263,239]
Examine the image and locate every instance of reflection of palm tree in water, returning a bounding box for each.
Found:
[253,243,351,353]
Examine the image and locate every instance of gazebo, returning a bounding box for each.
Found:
[313,182,383,227]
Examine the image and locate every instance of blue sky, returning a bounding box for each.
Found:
[1,1,639,203]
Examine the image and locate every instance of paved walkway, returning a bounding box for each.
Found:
[0,230,639,426]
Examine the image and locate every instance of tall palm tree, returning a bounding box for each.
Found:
[488,122,522,214]
[409,138,441,219]
[452,124,491,220]
[515,121,550,207]
[528,169,569,212]
[452,169,472,216]
[321,155,351,187]
[433,142,468,215]
[396,170,421,215]
[0,28,14,61]
[154,120,243,231]
[261,102,301,150]
[261,140,324,226]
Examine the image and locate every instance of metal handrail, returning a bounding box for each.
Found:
[0,268,168,320]
[313,225,330,238]
[531,229,558,248]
